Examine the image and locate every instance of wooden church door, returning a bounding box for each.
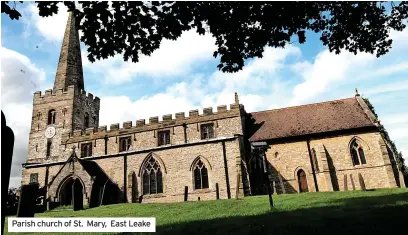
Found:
[298,170,309,193]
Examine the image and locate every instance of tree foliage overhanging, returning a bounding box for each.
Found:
[2,1,408,72]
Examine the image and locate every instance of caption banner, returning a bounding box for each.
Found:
[8,217,156,233]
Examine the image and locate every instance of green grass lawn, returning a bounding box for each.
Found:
[4,188,408,235]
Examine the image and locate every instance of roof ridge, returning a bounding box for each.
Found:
[250,97,356,115]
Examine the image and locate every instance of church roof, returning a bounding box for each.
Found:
[47,150,114,187]
[248,97,377,142]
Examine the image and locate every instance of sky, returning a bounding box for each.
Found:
[1,3,408,189]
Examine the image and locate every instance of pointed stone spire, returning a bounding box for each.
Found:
[235,92,239,104]
[53,11,84,91]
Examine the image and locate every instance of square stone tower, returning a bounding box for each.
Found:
[24,12,100,169]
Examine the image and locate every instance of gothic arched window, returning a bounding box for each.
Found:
[193,159,209,190]
[350,139,367,166]
[48,109,56,125]
[84,113,89,128]
[142,156,163,195]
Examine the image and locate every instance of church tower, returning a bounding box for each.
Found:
[53,11,84,91]
[25,12,100,167]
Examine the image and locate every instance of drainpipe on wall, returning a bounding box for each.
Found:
[221,141,231,199]
[306,139,319,192]
[104,135,109,155]
[123,154,127,203]
[183,123,187,143]
[45,166,49,188]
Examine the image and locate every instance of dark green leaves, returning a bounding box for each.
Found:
[1,1,22,20]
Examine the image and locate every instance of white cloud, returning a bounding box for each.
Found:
[381,113,408,125]
[365,80,408,96]
[83,30,217,84]
[381,112,408,143]
[209,46,301,92]
[99,94,197,128]
[23,3,69,42]
[387,128,408,141]
[290,49,376,105]
[359,61,408,81]
[288,25,408,106]
[1,47,47,104]
[97,45,302,129]
[1,47,47,188]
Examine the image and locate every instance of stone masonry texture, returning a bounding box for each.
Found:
[21,13,404,208]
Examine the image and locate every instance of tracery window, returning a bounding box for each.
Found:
[350,139,367,166]
[201,123,214,140]
[119,137,132,152]
[193,159,209,189]
[142,156,163,195]
[157,130,170,146]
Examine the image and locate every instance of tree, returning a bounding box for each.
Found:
[2,1,408,73]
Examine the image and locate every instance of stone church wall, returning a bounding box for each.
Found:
[22,104,246,204]
[265,131,399,193]
[310,131,398,190]
[266,141,316,193]
[123,139,243,203]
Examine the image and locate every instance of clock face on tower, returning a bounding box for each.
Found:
[45,126,56,138]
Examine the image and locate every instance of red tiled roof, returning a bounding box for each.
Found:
[248,97,376,142]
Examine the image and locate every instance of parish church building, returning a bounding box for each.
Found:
[21,13,406,208]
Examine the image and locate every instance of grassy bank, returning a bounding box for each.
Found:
[4,188,408,235]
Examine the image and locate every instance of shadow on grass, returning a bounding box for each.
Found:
[137,192,408,235]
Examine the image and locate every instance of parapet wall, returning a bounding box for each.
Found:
[33,85,100,106]
[62,103,244,142]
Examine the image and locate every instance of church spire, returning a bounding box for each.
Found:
[53,11,84,91]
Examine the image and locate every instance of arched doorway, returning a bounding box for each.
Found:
[73,179,83,210]
[58,177,84,210]
[60,178,74,206]
[297,169,309,193]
